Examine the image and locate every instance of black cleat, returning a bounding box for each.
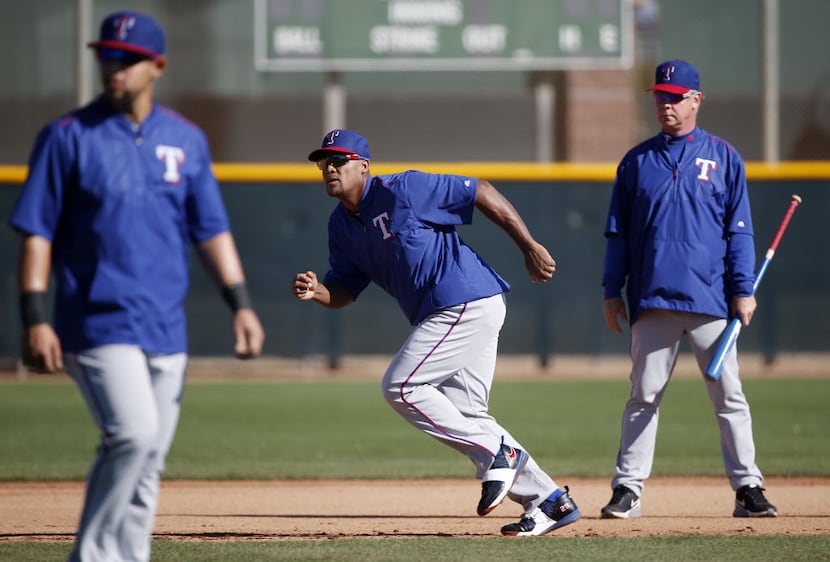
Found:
[733,484,778,517]
[600,485,641,519]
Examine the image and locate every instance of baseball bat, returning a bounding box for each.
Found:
[705,194,802,381]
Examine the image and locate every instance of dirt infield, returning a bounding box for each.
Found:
[2,477,828,541]
[2,355,827,542]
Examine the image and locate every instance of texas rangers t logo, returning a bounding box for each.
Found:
[324,130,341,146]
[156,145,185,183]
[695,157,717,181]
[372,212,394,240]
[113,16,136,39]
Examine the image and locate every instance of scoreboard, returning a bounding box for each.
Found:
[254,0,632,71]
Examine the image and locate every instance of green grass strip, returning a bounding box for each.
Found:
[0,378,827,480]
[3,535,829,562]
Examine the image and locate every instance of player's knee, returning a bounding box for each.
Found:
[384,382,425,414]
[381,384,404,407]
[104,417,159,454]
[384,383,436,417]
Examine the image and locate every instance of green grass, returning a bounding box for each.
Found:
[1,377,827,560]
[0,378,827,480]
[2,535,829,562]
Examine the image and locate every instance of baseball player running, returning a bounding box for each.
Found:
[600,59,777,519]
[292,129,580,536]
[10,12,264,561]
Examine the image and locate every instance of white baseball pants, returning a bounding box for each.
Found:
[65,344,187,562]
[382,294,560,513]
[612,309,765,496]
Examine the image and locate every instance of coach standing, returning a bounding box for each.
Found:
[9,11,264,561]
[599,59,777,519]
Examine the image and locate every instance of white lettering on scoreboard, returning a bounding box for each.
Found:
[558,25,582,53]
[373,0,460,55]
[462,25,507,54]
[599,24,620,52]
[370,26,439,54]
[273,26,322,55]
[259,0,629,69]
[387,0,463,25]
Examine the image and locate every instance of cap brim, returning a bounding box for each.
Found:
[88,40,164,61]
[307,146,358,162]
[647,84,691,94]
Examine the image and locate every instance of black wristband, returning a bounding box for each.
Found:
[221,283,253,312]
[20,291,49,327]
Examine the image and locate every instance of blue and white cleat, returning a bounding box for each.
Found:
[477,439,529,516]
[501,486,582,536]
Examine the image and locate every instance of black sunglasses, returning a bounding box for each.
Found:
[97,47,152,67]
[653,90,698,105]
[316,154,362,170]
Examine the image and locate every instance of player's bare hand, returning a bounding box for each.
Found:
[603,297,628,334]
[524,242,556,283]
[732,295,757,327]
[22,323,63,373]
[292,271,318,301]
[233,309,265,359]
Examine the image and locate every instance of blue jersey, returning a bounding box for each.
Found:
[9,96,230,353]
[324,170,510,325]
[603,127,755,324]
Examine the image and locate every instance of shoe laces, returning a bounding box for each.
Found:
[517,514,536,531]
[610,485,632,505]
[740,486,768,504]
[490,436,512,469]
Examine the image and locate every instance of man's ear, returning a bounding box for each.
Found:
[153,58,167,78]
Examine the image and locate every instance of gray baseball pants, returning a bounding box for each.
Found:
[382,294,559,514]
[612,309,765,496]
[65,344,187,562]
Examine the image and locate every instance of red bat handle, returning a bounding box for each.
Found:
[768,195,802,253]
[705,194,803,381]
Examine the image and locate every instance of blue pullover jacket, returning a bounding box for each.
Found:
[603,127,756,324]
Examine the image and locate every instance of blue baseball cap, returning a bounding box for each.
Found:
[648,60,700,94]
[87,11,166,61]
[308,129,371,161]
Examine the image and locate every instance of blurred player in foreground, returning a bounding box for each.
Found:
[600,59,777,519]
[292,129,580,537]
[9,11,264,561]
